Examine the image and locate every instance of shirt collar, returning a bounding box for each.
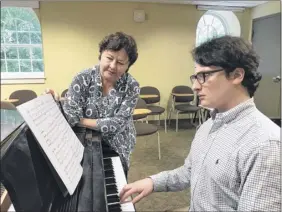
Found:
[210,98,256,124]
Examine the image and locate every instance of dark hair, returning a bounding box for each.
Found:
[99,32,138,68]
[191,35,262,97]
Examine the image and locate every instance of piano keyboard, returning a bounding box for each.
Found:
[104,156,135,212]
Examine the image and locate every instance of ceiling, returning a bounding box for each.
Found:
[38,0,268,8]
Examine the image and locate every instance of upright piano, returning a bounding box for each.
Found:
[0,108,135,212]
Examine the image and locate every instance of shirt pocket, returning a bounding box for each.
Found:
[206,152,239,190]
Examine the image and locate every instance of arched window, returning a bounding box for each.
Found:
[196,10,241,47]
[1,6,44,84]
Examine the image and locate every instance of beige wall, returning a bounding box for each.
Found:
[252,1,281,20]
[1,2,252,115]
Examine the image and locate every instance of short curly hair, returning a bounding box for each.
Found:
[99,32,138,68]
[191,35,262,97]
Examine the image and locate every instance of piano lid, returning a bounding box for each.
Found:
[1,109,24,143]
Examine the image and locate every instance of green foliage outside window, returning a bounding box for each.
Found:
[1,7,44,73]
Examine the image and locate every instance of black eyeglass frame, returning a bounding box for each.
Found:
[190,68,225,84]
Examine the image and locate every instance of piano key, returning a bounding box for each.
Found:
[106,184,118,195]
[110,157,135,212]
[105,177,116,185]
[107,194,120,204]
[104,158,112,166]
[104,163,114,171]
[105,169,114,178]
[108,203,122,212]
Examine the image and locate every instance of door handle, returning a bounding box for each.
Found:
[273,76,281,83]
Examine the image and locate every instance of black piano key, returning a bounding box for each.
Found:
[107,194,120,204]
[108,203,122,212]
[106,184,118,195]
[105,177,116,185]
[103,151,119,158]
[104,163,113,171]
[103,158,112,166]
[105,169,114,178]
[109,207,122,212]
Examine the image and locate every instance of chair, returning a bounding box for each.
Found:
[133,98,149,121]
[61,89,68,98]
[168,86,200,132]
[134,98,161,160]
[140,86,167,133]
[1,101,17,110]
[9,90,37,106]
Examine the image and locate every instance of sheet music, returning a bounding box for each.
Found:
[17,94,84,195]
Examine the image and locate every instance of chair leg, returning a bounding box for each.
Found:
[158,114,161,125]
[198,110,201,127]
[176,111,179,132]
[157,131,161,160]
[164,114,167,133]
[168,108,173,126]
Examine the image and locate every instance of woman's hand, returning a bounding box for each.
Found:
[43,88,60,101]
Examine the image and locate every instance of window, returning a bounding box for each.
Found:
[196,10,241,47]
[1,6,45,84]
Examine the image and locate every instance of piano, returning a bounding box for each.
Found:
[0,108,135,212]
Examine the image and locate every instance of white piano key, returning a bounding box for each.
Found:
[110,156,135,212]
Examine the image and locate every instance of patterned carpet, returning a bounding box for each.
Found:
[128,122,196,211]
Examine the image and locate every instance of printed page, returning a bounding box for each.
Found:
[17,94,84,195]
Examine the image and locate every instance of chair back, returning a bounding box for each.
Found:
[140,86,160,104]
[1,101,17,110]
[172,86,194,103]
[61,89,68,98]
[133,98,148,120]
[9,90,37,106]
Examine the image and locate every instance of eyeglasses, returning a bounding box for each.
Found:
[190,68,225,84]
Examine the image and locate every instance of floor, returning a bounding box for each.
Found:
[128,121,196,211]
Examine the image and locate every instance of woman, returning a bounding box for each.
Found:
[50,32,139,177]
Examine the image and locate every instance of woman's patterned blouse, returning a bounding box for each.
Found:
[63,65,140,170]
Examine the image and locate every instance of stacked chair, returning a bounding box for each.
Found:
[133,98,161,160]
[0,101,17,110]
[168,85,201,132]
[140,86,167,133]
[9,90,37,106]
[61,89,68,98]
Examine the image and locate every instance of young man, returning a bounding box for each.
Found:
[120,36,281,211]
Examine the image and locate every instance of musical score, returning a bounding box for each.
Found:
[17,94,84,195]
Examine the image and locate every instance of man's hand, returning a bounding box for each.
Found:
[43,88,60,101]
[119,178,154,204]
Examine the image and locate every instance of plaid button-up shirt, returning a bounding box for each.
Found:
[151,98,281,211]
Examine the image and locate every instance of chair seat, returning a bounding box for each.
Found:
[133,114,147,121]
[175,104,200,112]
[1,101,17,110]
[134,122,158,136]
[147,105,165,115]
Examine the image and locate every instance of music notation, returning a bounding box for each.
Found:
[17,94,84,195]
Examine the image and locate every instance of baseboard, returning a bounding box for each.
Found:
[146,118,199,130]
[146,118,281,128]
